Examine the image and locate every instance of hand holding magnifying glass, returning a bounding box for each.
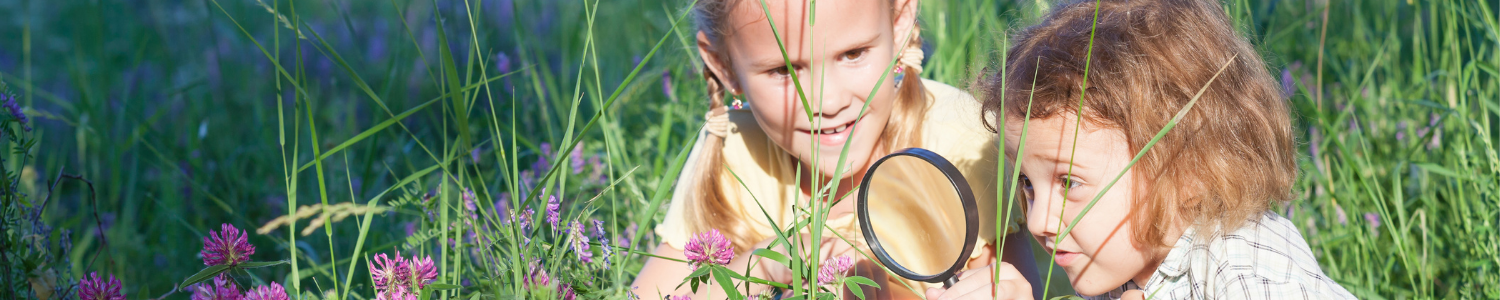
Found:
[857,148,1035,299]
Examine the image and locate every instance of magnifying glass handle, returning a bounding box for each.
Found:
[943,277,957,288]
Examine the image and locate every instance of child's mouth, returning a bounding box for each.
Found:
[1044,244,1083,267]
[805,118,860,146]
[1053,250,1082,267]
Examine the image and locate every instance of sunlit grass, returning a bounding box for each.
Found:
[0,0,1493,299]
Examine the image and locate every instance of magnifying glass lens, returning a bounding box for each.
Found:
[863,155,970,277]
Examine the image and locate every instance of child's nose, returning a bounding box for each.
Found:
[1026,191,1063,239]
[805,68,860,117]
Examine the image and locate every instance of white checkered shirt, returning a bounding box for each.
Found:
[1085,212,1356,300]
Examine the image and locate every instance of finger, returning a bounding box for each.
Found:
[1121,289,1147,300]
[995,262,1025,280]
[957,264,995,281]
[995,263,1033,297]
[941,275,994,299]
[949,281,1012,300]
[927,287,946,300]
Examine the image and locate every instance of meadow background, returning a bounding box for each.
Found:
[0,0,1495,299]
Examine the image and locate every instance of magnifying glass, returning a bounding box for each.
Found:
[857,148,979,288]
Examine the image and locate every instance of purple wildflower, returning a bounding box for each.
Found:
[683,229,735,269]
[462,188,478,215]
[202,223,256,266]
[497,52,515,90]
[530,143,553,180]
[592,219,607,240]
[588,155,607,184]
[495,192,512,216]
[600,239,614,269]
[1309,127,1324,173]
[191,276,243,300]
[559,283,577,300]
[1334,204,1348,225]
[571,221,594,264]
[1419,113,1442,150]
[619,223,638,248]
[1364,213,1381,229]
[1395,121,1408,142]
[407,254,438,289]
[243,282,288,300]
[1280,62,1299,98]
[3,92,30,131]
[818,255,856,285]
[77,272,125,300]
[470,148,482,163]
[496,52,512,74]
[570,145,585,174]
[520,208,536,231]
[519,170,535,192]
[668,295,692,300]
[369,253,409,291]
[370,251,438,297]
[374,286,417,300]
[524,260,551,288]
[662,70,676,101]
[546,196,561,227]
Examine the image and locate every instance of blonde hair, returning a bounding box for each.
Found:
[688,0,932,250]
[983,0,1296,249]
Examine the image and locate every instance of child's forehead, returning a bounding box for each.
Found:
[726,0,889,35]
[1001,114,1127,160]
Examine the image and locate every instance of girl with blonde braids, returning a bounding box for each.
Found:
[632,0,1040,298]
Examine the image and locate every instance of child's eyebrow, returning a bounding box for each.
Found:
[1023,152,1087,170]
[837,33,879,51]
[748,33,880,70]
[750,57,802,70]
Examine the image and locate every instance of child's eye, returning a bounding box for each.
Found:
[1018,175,1035,203]
[1059,176,1084,190]
[769,66,792,77]
[839,48,868,61]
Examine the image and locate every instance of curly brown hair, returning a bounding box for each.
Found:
[982,0,1296,249]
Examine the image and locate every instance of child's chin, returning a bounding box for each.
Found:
[816,161,860,179]
[1067,275,1125,297]
[809,154,866,176]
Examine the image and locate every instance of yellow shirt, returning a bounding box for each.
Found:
[655,79,1020,290]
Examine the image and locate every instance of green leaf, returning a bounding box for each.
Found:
[845,274,881,299]
[236,260,289,269]
[710,266,746,300]
[685,264,713,280]
[843,280,867,300]
[425,283,462,291]
[720,269,791,289]
[179,265,233,289]
[752,248,791,265]
[844,276,879,288]
[1415,163,1472,180]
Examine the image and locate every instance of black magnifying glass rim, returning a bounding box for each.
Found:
[856,147,979,284]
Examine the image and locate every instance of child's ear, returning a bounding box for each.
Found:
[696,32,737,93]
[892,0,920,44]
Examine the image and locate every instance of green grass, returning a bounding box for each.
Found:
[0,0,1495,299]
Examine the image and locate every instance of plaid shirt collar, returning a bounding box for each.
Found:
[1150,226,1198,279]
